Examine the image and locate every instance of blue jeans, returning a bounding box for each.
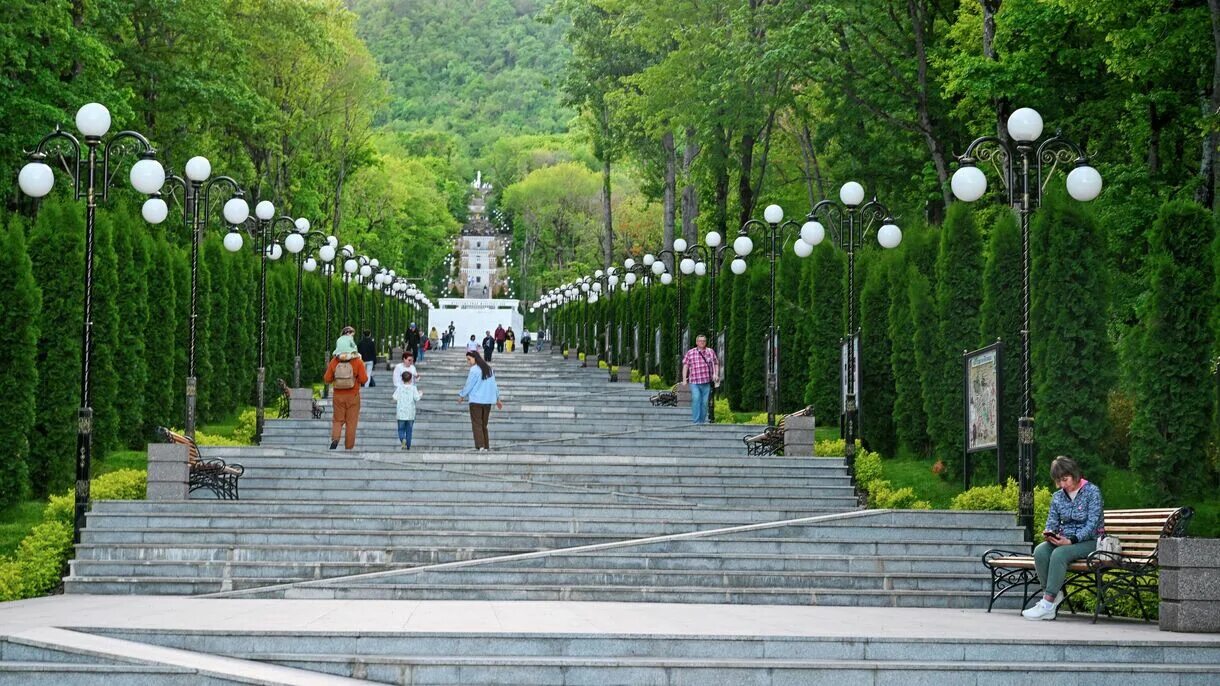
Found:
[397,420,414,447]
[690,382,711,424]
[418,346,426,362]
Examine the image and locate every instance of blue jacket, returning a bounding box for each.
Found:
[1044,480,1105,543]
[459,366,500,404]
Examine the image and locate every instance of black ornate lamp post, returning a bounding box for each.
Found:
[676,233,730,422]
[732,205,804,427]
[951,107,1102,541]
[18,102,166,543]
[622,255,664,388]
[588,268,620,368]
[222,201,288,443]
[283,222,330,388]
[801,184,903,475]
[156,155,249,439]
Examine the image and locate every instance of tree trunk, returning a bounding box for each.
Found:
[712,124,730,241]
[662,131,676,271]
[681,127,700,245]
[981,1,1010,145]
[911,0,952,211]
[797,123,825,207]
[1199,0,1220,209]
[737,131,757,228]
[602,156,613,268]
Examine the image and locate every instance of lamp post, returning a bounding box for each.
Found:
[623,255,664,388]
[283,222,329,388]
[799,184,903,475]
[154,156,249,439]
[677,233,729,421]
[18,102,166,543]
[733,205,803,427]
[951,107,1102,541]
[223,201,282,443]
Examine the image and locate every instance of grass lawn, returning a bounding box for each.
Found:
[0,500,47,557]
[878,456,964,509]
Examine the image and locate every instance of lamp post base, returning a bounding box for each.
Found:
[255,367,266,445]
[1018,416,1035,543]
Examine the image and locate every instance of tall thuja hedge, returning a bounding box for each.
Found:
[171,245,190,427]
[907,268,939,459]
[111,216,150,448]
[979,211,1022,479]
[201,239,231,419]
[738,263,768,411]
[929,203,984,478]
[267,267,294,385]
[778,255,810,412]
[1129,201,1217,502]
[860,252,897,458]
[805,245,844,422]
[90,213,121,455]
[29,200,83,496]
[686,275,710,343]
[1031,189,1112,481]
[0,214,41,505]
[724,265,750,409]
[143,233,178,433]
[889,252,929,456]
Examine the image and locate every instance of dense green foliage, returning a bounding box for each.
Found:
[0,217,40,506]
[978,211,1022,480]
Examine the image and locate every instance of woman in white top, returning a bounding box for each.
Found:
[392,350,418,389]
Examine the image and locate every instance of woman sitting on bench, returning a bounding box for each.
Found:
[1023,456,1105,621]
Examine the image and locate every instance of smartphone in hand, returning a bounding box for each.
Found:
[1042,530,1056,539]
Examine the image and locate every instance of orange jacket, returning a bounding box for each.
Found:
[323,354,369,395]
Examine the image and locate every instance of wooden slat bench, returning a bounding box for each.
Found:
[158,427,244,500]
[742,406,813,457]
[982,506,1194,622]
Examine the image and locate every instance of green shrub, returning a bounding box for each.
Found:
[868,480,932,509]
[744,412,769,425]
[713,397,733,423]
[630,371,663,386]
[2,469,147,602]
[950,478,1051,527]
[853,450,883,491]
[232,409,258,445]
[193,431,246,447]
[813,438,861,457]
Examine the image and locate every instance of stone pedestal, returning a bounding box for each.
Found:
[147,443,190,500]
[289,388,315,419]
[1160,537,1220,633]
[391,347,403,367]
[784,415,816,457]
[674,383,691,407]
[584,355,599,369]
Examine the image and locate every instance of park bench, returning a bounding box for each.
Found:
[982,506,1194,622]
[157,427,244,500]
[741,406,814,456]
[277,378,325,419]
[649,390,678,407]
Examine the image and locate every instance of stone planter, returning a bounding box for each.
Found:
[674,383,691,407]
[1160,537,1220,633]
[288,388,315,419]
[784,415,816,457]
[146,443,189,500]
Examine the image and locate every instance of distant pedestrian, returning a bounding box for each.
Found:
[505,326,516,353]
[466,334,479,353]
[428,326,440,353]
[681,334,719,424]
[393,351,418,388]
[537,329,546,351]
[447,322,456,350]
[357,329,377,387]
[457,350,502,451]
[324,327,369,450]
[393,370,423,450]
[405,323,421,360]
[482,330,495,361]
[494,324,506,353]
[521,331,532,354]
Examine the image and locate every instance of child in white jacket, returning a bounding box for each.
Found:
[393,370,423,449]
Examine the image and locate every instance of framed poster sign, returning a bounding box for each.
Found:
[964,343,1002,452]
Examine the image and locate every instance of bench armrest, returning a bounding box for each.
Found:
[982,548,1035,566]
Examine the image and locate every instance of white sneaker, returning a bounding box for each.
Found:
[1051,590,1065,609]
[1022,598,1057,621]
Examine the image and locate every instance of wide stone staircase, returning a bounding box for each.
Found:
[20,347,1215,683]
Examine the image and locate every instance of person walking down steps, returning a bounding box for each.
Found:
[458,350,502,451]
[393,370,423,450]
[323,327,369,450]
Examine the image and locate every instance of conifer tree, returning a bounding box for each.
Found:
[889,252,928,456]
[143,233,177,434]
[0,214,41,505]
[907,268,939,460]
[739,264,768,410]
[202,238,231,419]
[979,210,1022,479]
[1129,201,1216,502]
[1031,190,1112,481]
[112,217,150,447]
[860,253,897,457]
[171,245,190,428]
[929,203,984,477]
[778,256,809,412]
[90,213,121,455]
[804,245,844,421]
[724,265,749,409]
[29,200,83,495]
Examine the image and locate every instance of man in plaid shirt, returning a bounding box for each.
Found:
[681,335,719,424]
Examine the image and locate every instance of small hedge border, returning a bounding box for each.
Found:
[0,469,146,601]
[815,439,933,510]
